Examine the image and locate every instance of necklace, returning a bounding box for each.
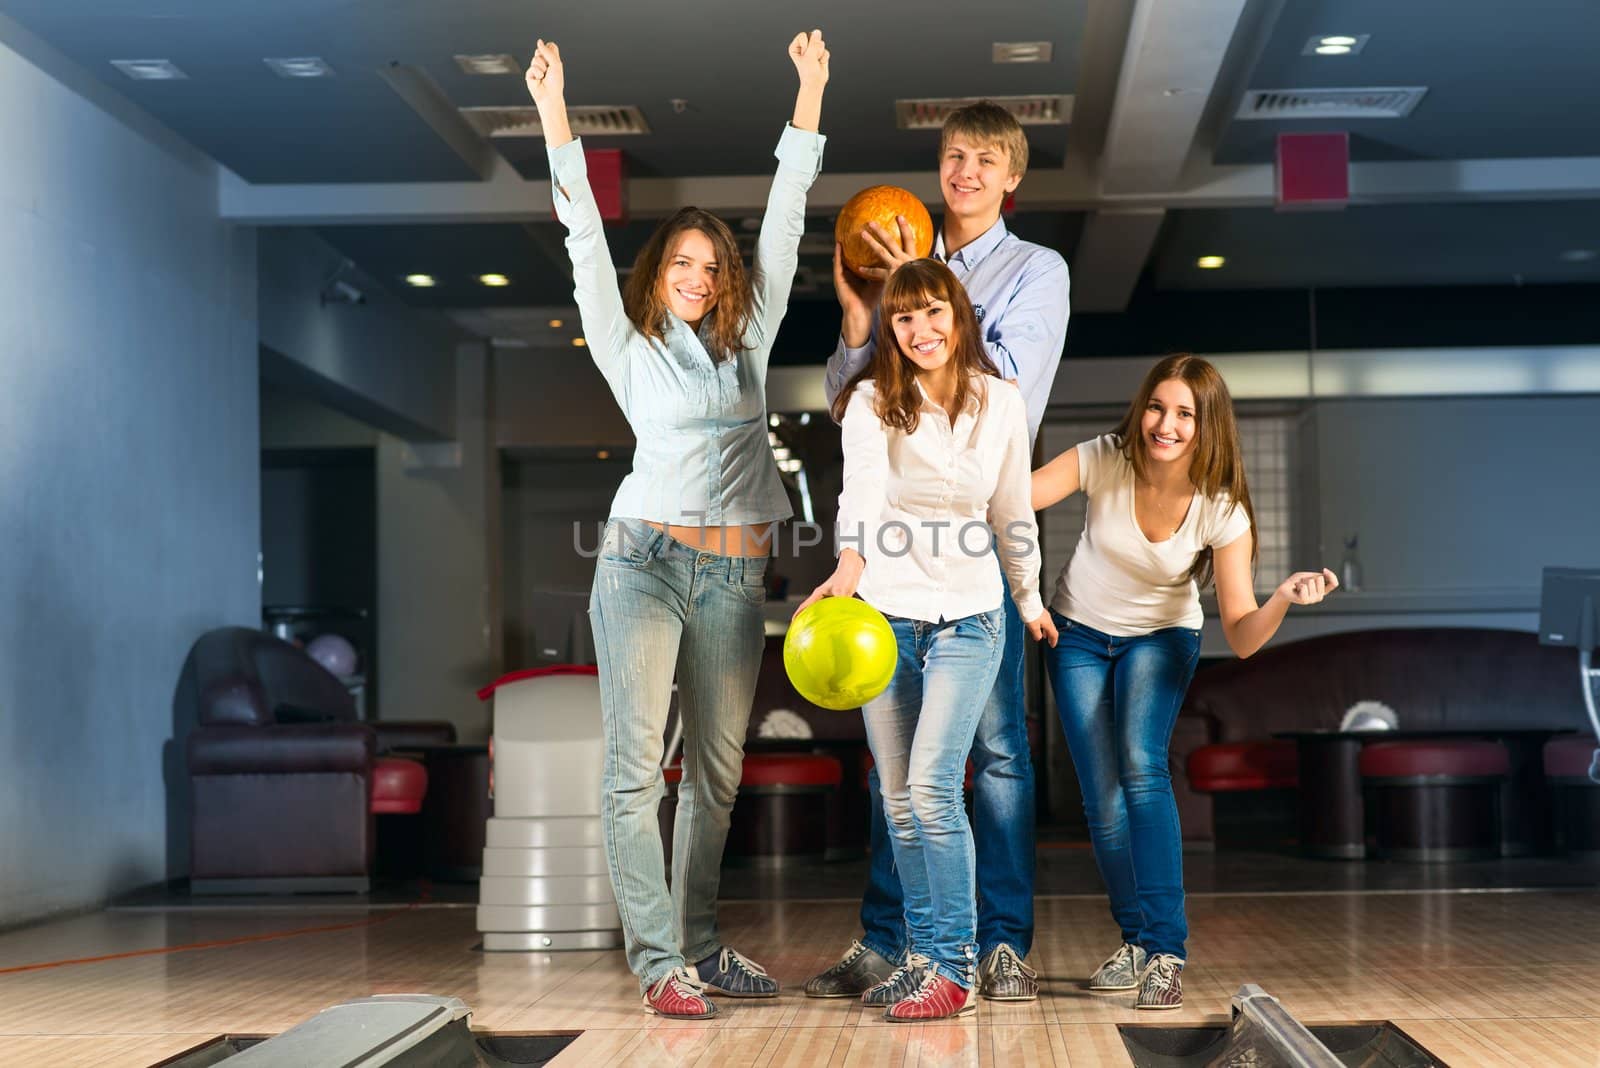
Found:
[1137,481,1194,538]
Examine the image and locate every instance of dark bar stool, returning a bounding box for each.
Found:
[1359,740,1510,861]
[662,752,843,865]
[1544,734,1600,857]
[1187,741,1300,848]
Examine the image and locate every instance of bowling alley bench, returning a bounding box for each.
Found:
[1176,627,1598,859]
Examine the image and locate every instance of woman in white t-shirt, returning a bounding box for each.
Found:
[798,258,1056,1022]
[1031,354,1337,1012]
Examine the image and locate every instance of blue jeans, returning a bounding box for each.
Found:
[1043,612,1201,960]
[862,608,1005,989]
[588,519,767,990]
[859,585,1035,963]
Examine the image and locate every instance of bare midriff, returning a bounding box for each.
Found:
[644,520,773,558]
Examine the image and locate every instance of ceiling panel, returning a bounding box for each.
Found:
[1213,0,1600,165]
[1,0,1085,182]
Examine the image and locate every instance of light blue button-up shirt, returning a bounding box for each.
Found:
[550,125,825,525]
[823,216,1071,444]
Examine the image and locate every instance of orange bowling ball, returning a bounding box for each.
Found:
[834,185,935,278]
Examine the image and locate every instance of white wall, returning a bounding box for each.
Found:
[377,343,499,741]
[0,21,259,926]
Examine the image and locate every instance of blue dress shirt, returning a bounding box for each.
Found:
[550,125,825,525]
[823,216,1070,444]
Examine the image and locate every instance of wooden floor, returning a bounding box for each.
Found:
[2,890,1598,1066]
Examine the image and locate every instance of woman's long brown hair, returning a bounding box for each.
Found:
[1111,353,1258,588]
[622,207,752,362]
[829,258,999,432]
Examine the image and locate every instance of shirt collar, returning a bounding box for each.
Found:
[934,216,1009,270]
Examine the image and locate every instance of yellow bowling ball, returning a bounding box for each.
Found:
[783,597,898,711]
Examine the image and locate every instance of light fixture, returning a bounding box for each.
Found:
[547,318,564,328]
[404,274,436,287]
[799,413,811,425]
[768,432,781,446]
[110,59,187,81]
[596,449,611,460]
[264,57,335,79]
[572,337,587,348]
[477,273,510,287]
[1303,34,1369,56]
[1197,255,1226,270]
[992,42,1053,64]
[1559,249,1597,263]
[773,447,792,462]
[769,414,780,427]
[454,54,521,76]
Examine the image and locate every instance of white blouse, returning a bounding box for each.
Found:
[836,376,1044,624]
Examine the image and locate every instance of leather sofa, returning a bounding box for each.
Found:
[183,627,455,893]
[1173,627,1591,844]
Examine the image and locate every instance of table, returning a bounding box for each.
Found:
[1274,728,1563,860]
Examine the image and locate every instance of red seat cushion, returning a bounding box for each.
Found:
[1545,734,1600,780]
[1359,740,1510,779]
[371,756,428,814]
[662,753,843,788]
[1187,740,1299,792]
[741,752,842,788]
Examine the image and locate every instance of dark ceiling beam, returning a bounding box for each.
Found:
[377,62,506,182]
[219,154,1600,225]
[1069,208,1166,313]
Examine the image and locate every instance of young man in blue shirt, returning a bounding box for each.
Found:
[812,101,1071,1003]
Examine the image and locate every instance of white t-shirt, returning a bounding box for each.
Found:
[1050,433,1251,635]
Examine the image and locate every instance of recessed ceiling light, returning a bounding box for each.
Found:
[454,53,521,76]
[572,337,587,348]
[477,273,511,287]
[110,59,187,81]
[1197,255,1226,270]
[1559,249,1597,262]
[596,449,611,460]
[404,274,436,287]
[1303,34,1369,56]
[264,57,335,79]
[992,42,1054,64]
[547,318,564,328]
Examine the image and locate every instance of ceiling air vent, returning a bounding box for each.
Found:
[895,94,1073,130]
[1236,87,1427,120]
[459,105,651,138]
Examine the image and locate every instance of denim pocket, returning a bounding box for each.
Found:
[732,559,768,606]
[598,520,658,570]
[975,606,1004,642]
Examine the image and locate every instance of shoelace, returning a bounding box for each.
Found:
[1145,956,1181,992]
[992,946,1024,980]
[831,940,868,971]
[901,971,952,1006]
[719,947,769,978]
[879,953,930,991]
[653,966,708,1000]
[1101,943,1137,974]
